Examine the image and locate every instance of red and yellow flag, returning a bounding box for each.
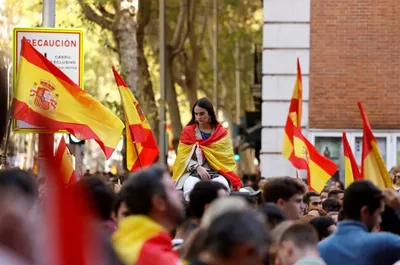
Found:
[358,102,392,189]
[55,137,77,185]
[112,67,159,171]
[282,59,308,170]
[113,215,179,265]
[292,127,338,193]
[13,38,124,159]
[342,132,362,187]
[172,124,242,190]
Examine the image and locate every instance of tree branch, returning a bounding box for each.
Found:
[77,0,113,30]
[170,0,188,48]
[97,5,115,20]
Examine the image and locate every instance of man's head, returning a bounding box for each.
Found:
[200,210,268,265]
[342,180,384,231]
[320,187,329,202]
[277,223,319,265]
[120,165,184,231]
[113,192,131,224]
[263,177,306,220]
[80,176,115,221]
[189,180,228,220]
[322,198,341,213]
[309,216,336,241]
[303,191,321,212]
[328,189,344,204]
[0,169,38,202]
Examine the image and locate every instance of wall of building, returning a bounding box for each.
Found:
[309,0,400,129]
[261,0,310,177]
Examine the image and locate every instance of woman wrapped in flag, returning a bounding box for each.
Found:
[172,98,242,201]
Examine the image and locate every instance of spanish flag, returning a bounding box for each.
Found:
[112,67,159,171]
[12,38,124,159]
[113,215,179,265]
[282,59,308,170]
[358,102,392,189]
[292,127,338,193]
[342,132,361,187]
[172,124,242,189]
[55,137,77,185]
[43,137,103,265]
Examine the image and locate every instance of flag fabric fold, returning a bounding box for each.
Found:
[54,137,77,185]
[358,102,392,189]
[282,59,308,170]
[292,127,338,193]
[13,37,124,159]
[112,67,159,171]
[113,215,179,265]
[172,123,242,190]
[342,132,362,187]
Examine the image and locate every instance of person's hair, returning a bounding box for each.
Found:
[263,177,306,203]
[303,191,320,204]
[279,222,318,249]
[0,168,37,199]
[202,210,268,258]
[260,203,287,230]
[120,165,167,215]
[189,181,227,219]
[328,189,344,199]
[334,180,345,190]
[80,176,116,221]
[380,204,400,235]
[321,186,330,194]
[201,196,249,229]
[187,97,219,127]
[342,180,383,220]
[113,192,123,215]
[309,216,335,241]
[322,198,342,213]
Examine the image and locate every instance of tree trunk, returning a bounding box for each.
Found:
[166,50,183,150]
[137,0,159,141]
[112,8,138,98]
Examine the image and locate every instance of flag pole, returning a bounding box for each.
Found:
[37,0,56,180]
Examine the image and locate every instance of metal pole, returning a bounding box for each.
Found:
[159,0,167,165]
[213,0,218,112]
[235,41,240,125]
[38,0,56,179]
[235,40,241,175]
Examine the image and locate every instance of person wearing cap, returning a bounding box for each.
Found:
[238,186,262,206]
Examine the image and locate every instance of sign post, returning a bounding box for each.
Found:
[12,2,83,177]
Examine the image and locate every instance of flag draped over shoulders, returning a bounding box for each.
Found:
[172,123,242,189]
[12,37,124,159]
[113,216,179,265]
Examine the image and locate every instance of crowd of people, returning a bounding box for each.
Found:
[1,165,400,265]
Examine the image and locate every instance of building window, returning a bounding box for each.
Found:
[354,137,387,166]
[314,136,344,182]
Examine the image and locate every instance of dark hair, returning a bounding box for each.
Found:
[189,181,227,219]
[114,192,123,215]
[263,177,306,203]
[380,204,400,235]
[80,176,116,221]
[187,97,219,126]
[260,203,287,230]
[328,189,344,199]
[0,168,37,199]
[333,180,345,190]
[309,217,335,241]
[303,191,320,204]
[203,210,268,258]
[342,180,383,220]
[279,223,318,249]
[322,198,342,213]
[120,165,167,215]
